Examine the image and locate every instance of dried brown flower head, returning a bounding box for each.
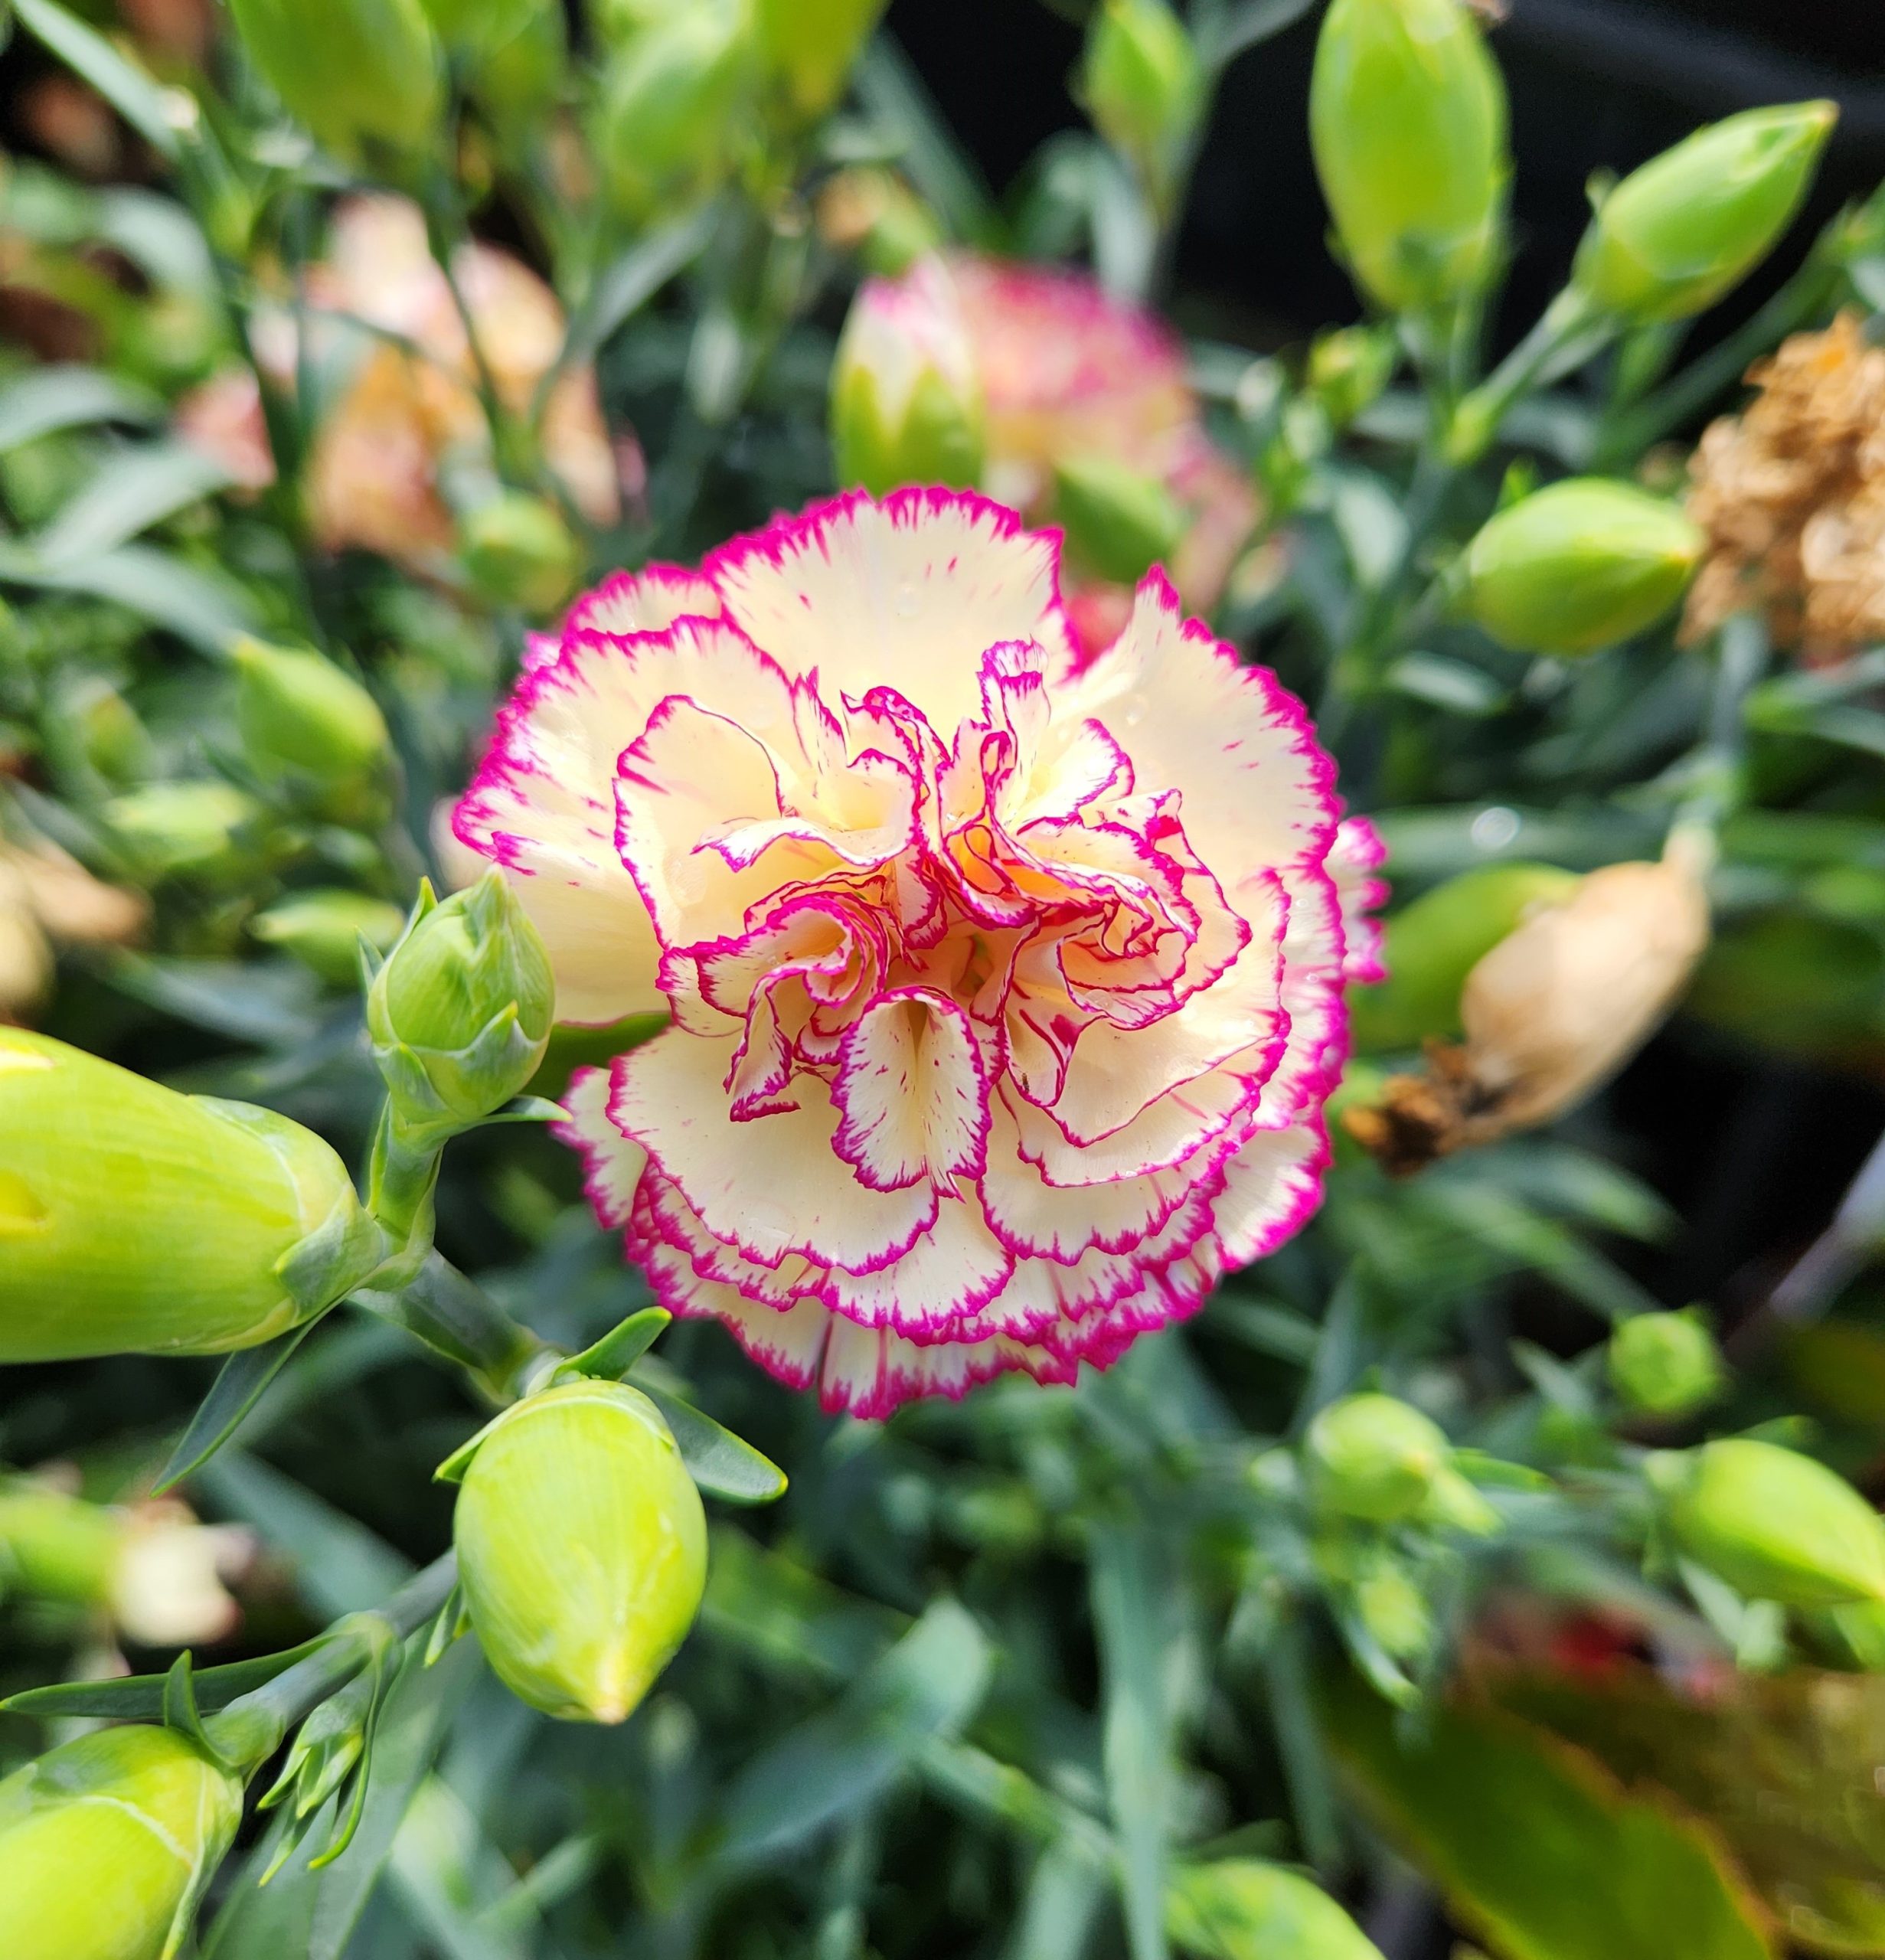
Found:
[1683,311,1885,662]
[0,833,149,1024]
[1346,844,1711,1174]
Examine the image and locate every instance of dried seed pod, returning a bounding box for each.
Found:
[451,1381,708,1722]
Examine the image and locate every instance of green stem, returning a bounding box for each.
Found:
[366,1106,443,1276]
[207,1553,459,1770]
[360,1250,551,1400]
[1446,287,1609,465]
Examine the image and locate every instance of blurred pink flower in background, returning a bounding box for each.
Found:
[177,196,619,569]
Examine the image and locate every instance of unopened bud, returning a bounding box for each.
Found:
[227,0,442,164]
[459,492,583,619]
[234,639,392,827]
[1609,1309,1726,1420]
[1053,453,1186,586]
[1573,103,1837,324]
[597,3,752,221]
[1078,0,1203,205]
[753,0,884,122]
[1653,1438,1885,1608]
[1167,1860,1386,1960]
[1306,1393,1445,1523]
[0,1724,243,1960]
[1305,325,1397,430]
[420,0,565,132]
[103,780,262,881]
[816,168,943,277]
[831,259,985,497]
[1350,861,1580,1052]
[249,888,407,986]
[1460,479,1704,655]
[1310,0,1508,313]
[0,1028,383,1361]
[1353,1565,1433,1663]
[449,1381,707,1722]
[367,871,554,1137]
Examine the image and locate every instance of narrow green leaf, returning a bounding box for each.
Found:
[2,1635,335,1720]
[32,443,234,564]
[854,39,1001,244]
[154,1318,328,1495]
[635,1379,788,1504]
[0,364,162,452]
[559,1306,671,1383]
[13,0,187,160]
[0,543,255,652]
[547,203,720,403]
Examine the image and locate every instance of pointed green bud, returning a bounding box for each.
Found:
[227,0,442,164]
[103,781,263,881]
[459,492,583,619]
[1459,479,1703,655]
[1078,0,1203,206]
[367,871,555,1138]
[1573,103,1837,324]
[1310,0,1508,314]
[1305,1393,1449,1524]
[831,259,985,498]
[597,2,753,221]
[1654,1439,1885,1608]
[1609,1308,1726,1420]
[0,1028,383,1361]
[449,1381,707,1722]
[249,888,407,986]
[1052,453,1187,586]
[1350,861,1580,1051]
[1168,1860,1386,1960]
[753,0,884,122]
[0,1724,243,1960]
[233,639,392,828]
[1305,324,1397,430]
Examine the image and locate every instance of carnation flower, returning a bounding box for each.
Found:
[456,489,1367,1415]
[177,195,619,567]
[897,255,1258,656]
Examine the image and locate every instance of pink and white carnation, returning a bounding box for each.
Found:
[454,488,1373,1416]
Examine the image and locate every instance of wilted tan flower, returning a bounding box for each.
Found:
[177,195,619,569]
[1683,311,1885,662]
[110,1497,254,1648]
[0,831,148,1024]
[1348,843,1710,1172]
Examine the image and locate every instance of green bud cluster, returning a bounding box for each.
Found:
[1573,103,1837,324]
[1608,1309,1727,1421]
[0,1724,243,1960]
[1349,861,1580,1052]
[447,1380,708,1723]
[227,0,442,165]
[1078,0,1203,208]
[1304,1393,1497,1533]
[1653,1438,1885,1609]
[1310,0,1509,315]
[367,871,556,1144]
[0,1029,384,1363]
[233,639,393,828]
[1459,479,1704,656]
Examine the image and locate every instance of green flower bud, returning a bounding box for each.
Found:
[1309,0,1508,314]
[449,1381,707,1722]
[0,1028,383,1361]
[459,493,583,619]
[1353,1565,1433,1663]
[1608,1308,1727,1420]
[831,260,985,498]
[1655,1439,1885,1608]
[1573,103,1837,324]
[233,639,392,828]
[249,888,407,986]
[1078,0,1203,205]
[1306,1393,1448,1523]
[1052,453,1187,586]
[227,0,443,164]
[753,0,884,122]
[597,2,753,222]
[1459,479,1704,655]
[1168,1860,1385,1960]
[1306,324,1397,430]
[1350,861,1580,1051]
[0,1483,119,1609]
[367,872,555,1137]
[104,781,262,882]
[420,0,565,133]
[0,1725,243,1960]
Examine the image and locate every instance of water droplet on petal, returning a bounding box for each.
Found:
[666,850,711,906]
[743,1201,793,1257]
[1117,692,1148,730]
[893,583,921,619]
[1470,805,1521,853]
